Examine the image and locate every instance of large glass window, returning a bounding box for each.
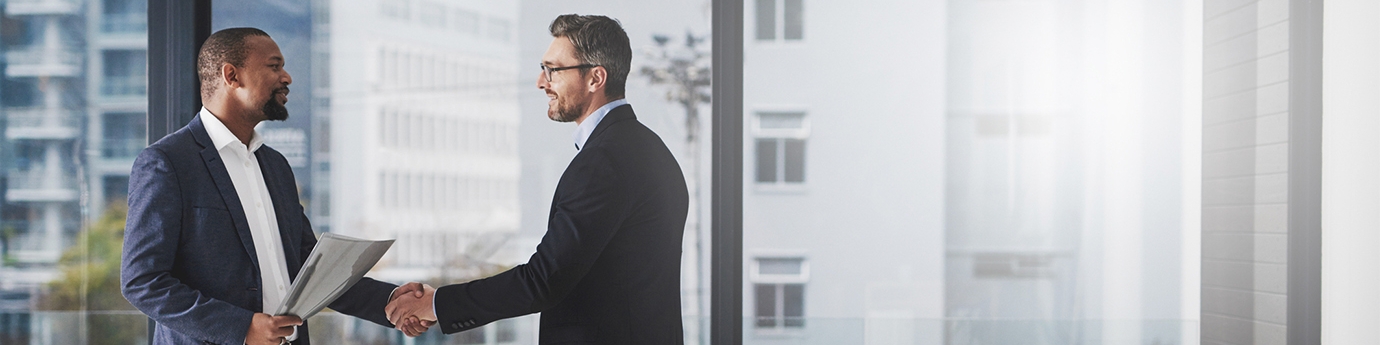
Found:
[741,0,1202,344]
[0,0,1225,343]
[0,0,149,343]
[213,1,712,343]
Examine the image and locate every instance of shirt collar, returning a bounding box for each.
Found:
[199,107,264,152]
[573,99,628,151]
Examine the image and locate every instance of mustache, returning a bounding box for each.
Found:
[274,86,290,95]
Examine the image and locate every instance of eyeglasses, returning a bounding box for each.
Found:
[540,64,599,82]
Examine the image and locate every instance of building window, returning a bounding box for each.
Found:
[102,0,148,33]
[101,112,145,158]
[752,257,807,330]
[754,112,807,185]
[102,50,147,96]
[755,0,804,41]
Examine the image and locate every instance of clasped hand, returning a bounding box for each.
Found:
[387,282,438,337]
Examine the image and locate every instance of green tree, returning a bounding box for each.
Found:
[38,202,141,345]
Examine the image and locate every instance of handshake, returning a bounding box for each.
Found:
[385,282,440,337]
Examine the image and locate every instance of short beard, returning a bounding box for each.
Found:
[262,96,289,121]
[548,94,585,123]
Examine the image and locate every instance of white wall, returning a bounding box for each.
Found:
[1321,0,1380,343]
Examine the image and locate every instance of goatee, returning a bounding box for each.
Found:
[262,97,289,121]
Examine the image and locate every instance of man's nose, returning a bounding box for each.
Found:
[282,70,293,86]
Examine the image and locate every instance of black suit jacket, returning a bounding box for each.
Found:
[120,115,399,345]
[434,104,689,344]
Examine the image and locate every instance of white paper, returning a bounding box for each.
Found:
[272,233,394,319]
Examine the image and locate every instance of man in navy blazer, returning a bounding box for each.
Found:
[121,28,424,345]
[385,14,690,344]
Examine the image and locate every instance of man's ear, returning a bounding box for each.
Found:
[220,63,239,90]
[586,66,608,94]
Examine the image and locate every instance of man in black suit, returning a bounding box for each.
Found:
[384,14,689,344]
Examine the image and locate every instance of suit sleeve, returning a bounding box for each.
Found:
[432,148,636,334]
[120,147,255,345]
[297,212,399,327]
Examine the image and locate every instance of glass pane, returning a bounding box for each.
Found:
[102,50,148,96]
[1,0,149,342]
[783,138,805,183]
[755,0,776,41]
[103,0,149,33]
[216,1,711,344]
[755,139,779,183]
[782,0,803,40]
[743,0,1202,343]
[783,284,804,327]
[754,284,777,328]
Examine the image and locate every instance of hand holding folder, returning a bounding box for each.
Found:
[272,233,394,319]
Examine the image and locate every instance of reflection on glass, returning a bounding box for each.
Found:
[744,0,1200,344]
[0,0,149,343]
[214,1,712,344]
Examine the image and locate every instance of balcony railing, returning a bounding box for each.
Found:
[4,107,82,140]
[6,168,77,191]
[101,75,147,96]
[4,47,82,77]
[4,47,81,65]
[3,0,81,15]
[101,12,148,33]
[102,138,145,159]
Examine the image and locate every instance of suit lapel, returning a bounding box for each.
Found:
[190,115,263,272]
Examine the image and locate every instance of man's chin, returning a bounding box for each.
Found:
[263,103,290,121]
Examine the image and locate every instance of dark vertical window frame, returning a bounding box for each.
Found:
[1287,0,1322,343]
[712,0,744,344]
[146,0,211,342]
[147,0,211,144]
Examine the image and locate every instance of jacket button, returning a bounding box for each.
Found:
[451,323,461,328]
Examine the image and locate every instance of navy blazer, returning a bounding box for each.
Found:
[120,115,398,345]
[433,105,690,344]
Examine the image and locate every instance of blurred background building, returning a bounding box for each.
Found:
[0,1,148,341]
[0,0,1226,344]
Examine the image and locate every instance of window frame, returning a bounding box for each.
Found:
[752,0,804,42]
[751,109,809,190]
[749,254,808,334]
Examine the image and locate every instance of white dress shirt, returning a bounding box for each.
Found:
[199,108,298,342]
[573,99,628,151]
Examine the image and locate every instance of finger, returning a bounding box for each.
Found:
[387,306,409,327]
[398,282,423,298]
[385,299,409,324]
[409,319,431,335]
[399,318,422,337]
[406,282,426,297]
[271,315,303,327]
[270,326,293,338]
